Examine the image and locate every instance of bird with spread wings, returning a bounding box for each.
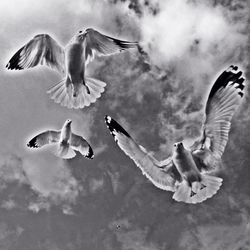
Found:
[105,65,245,204]
[6,28,138,109]
[27,119,94,159]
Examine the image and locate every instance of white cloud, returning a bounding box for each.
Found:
[0,154,29,187]
[1,199,17,210]
[23,153,83,204]
[28,200,50,213]
[89,177,104,193]
[93,142,108,156]
[138,0,248,87]
[0,152,83,212]
[28,197,76,214]
[62,205,75,215]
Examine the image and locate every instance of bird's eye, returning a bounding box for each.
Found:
[79,30,82,33]
[174,143,177,147]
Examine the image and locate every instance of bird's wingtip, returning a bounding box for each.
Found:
[86,146,94,159]
[104,115,112,124]
[226,65,238,73]
[104,115,131,139]
[209,64,245,100]
[27,138,38,148]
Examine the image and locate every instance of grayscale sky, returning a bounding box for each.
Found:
[0,0,250,249]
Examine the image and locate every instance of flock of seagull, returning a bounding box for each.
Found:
[6,27,246,204]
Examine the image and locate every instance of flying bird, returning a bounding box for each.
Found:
[27,119,94,159]
[6,28,138,109]
[105,65,245,204]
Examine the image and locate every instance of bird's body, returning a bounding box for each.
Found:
[57,141,73,159]
[60,119,72,142]
[171,142,222,202]
[6,28,138,109]
[56,119,73,158]
[173,142,201,184]
[65,38,85,89]
[27,119,94,159]
[66,43,84,78]
[105,65,245,204]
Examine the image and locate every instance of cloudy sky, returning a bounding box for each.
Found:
[0,0,250,249]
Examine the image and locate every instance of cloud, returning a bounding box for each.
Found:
[0,152,84,213]
[92,142,108,157]
[23,153,84,205]
[137,0,249,88]
[88,177,105,193]
[28,200,50,213]
[179,221,250,250]
[115,228,161,250]
[62,205,75,215]
[83,0,249,160]
[1,199,17,210]
[28,199,75,215]
[106,170,121,195]
[0,223,24,248]
[0,0,135,52]
[0,154,29,188]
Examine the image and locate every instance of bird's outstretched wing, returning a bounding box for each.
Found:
[70,133,94,159]
[84,28,138,65]
[105,115,181,192]
[6,34,65,73]
[191,65,245,168]
[27,130,61,148]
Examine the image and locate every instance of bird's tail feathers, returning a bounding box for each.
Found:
[47,77,73,108]
[52,145,76,159]
[83,76,107,107]
[173,175,222,204]
[47,77,106,109]
[172,181,191,203]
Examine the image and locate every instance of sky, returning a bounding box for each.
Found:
[0,0,250,249]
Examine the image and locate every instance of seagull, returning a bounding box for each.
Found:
[27,119,94,159]
[105,65,245,204]
[6,28,138,109]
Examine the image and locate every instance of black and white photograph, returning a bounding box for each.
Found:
[0,0,250,249]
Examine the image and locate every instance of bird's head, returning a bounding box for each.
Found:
[173,142,184,152]
[75,29,87,41]
[64,119,72,127]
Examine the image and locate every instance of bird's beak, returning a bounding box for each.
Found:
[174,142,184,150]
[66,120,72,125]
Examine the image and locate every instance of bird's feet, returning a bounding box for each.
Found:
[190,190,197,197]
[85,85,90,95]
[190,182,206,197]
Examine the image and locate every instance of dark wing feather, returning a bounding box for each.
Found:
[105,115,180,192]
